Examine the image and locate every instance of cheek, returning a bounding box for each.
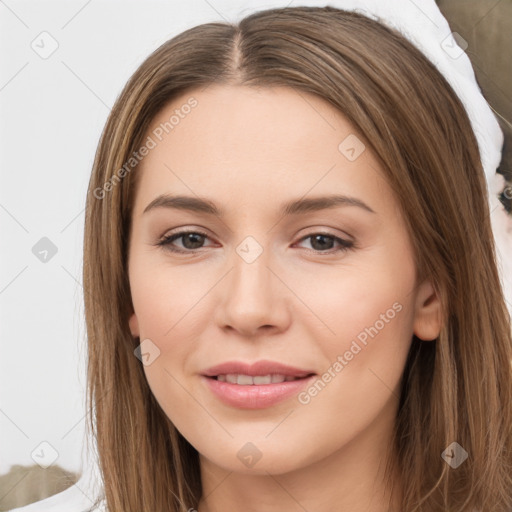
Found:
[296,254,415,354]
[301,254,417,413]
[295,262,417,427]
[129,260,213,404]
[129,262,203,423]
[129,257,210,340]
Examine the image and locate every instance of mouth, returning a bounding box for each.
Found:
[209,373,312,384]
[202,360,315,379]
[201,361,317,409]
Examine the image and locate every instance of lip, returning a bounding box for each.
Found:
[202,360,315,378]
[201,360,316,409]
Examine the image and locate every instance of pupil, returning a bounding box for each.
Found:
[311,234,333,251]
[183,233,204,249]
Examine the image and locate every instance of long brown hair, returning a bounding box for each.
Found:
[83,6,512,511]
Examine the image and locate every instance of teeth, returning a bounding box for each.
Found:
[218,374,299,385]
[226,374,238,384]
[253,375,272,385]
[237,374,254,385]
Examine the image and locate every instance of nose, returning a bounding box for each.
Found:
[214,246,292,338]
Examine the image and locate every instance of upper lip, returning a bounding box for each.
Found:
[201,360,316,378]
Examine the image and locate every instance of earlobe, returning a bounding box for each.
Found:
[129,312,140,338]
[413,279,442,341]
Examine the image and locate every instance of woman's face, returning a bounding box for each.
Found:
[127,84,440,476]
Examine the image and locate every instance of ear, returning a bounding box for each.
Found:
[129,312,140,338]
[413,279,442,341]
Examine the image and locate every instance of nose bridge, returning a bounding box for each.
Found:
[230,236,274,309]
[216,234,289,334]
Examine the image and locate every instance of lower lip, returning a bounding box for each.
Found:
[201,375,316,409]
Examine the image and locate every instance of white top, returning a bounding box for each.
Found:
[8,492,106,512]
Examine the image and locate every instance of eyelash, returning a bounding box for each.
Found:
[155,229,355,255]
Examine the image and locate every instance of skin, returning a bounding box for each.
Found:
[127,84,442,512]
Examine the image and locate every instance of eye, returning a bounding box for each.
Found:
[155,230,355,255]
[156,230,214,253]
[295,232,354,254]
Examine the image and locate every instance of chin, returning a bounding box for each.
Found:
[196,436,318,476]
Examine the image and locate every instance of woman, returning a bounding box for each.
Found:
[12,3,512,512]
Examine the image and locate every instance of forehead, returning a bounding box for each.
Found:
[145,84,355,161]
[133,84,391,217]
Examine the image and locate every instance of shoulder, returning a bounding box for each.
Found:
[7,486,106,512]
[7,484,106,512]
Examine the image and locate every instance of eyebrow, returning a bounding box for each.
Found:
[142,193,376,216]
